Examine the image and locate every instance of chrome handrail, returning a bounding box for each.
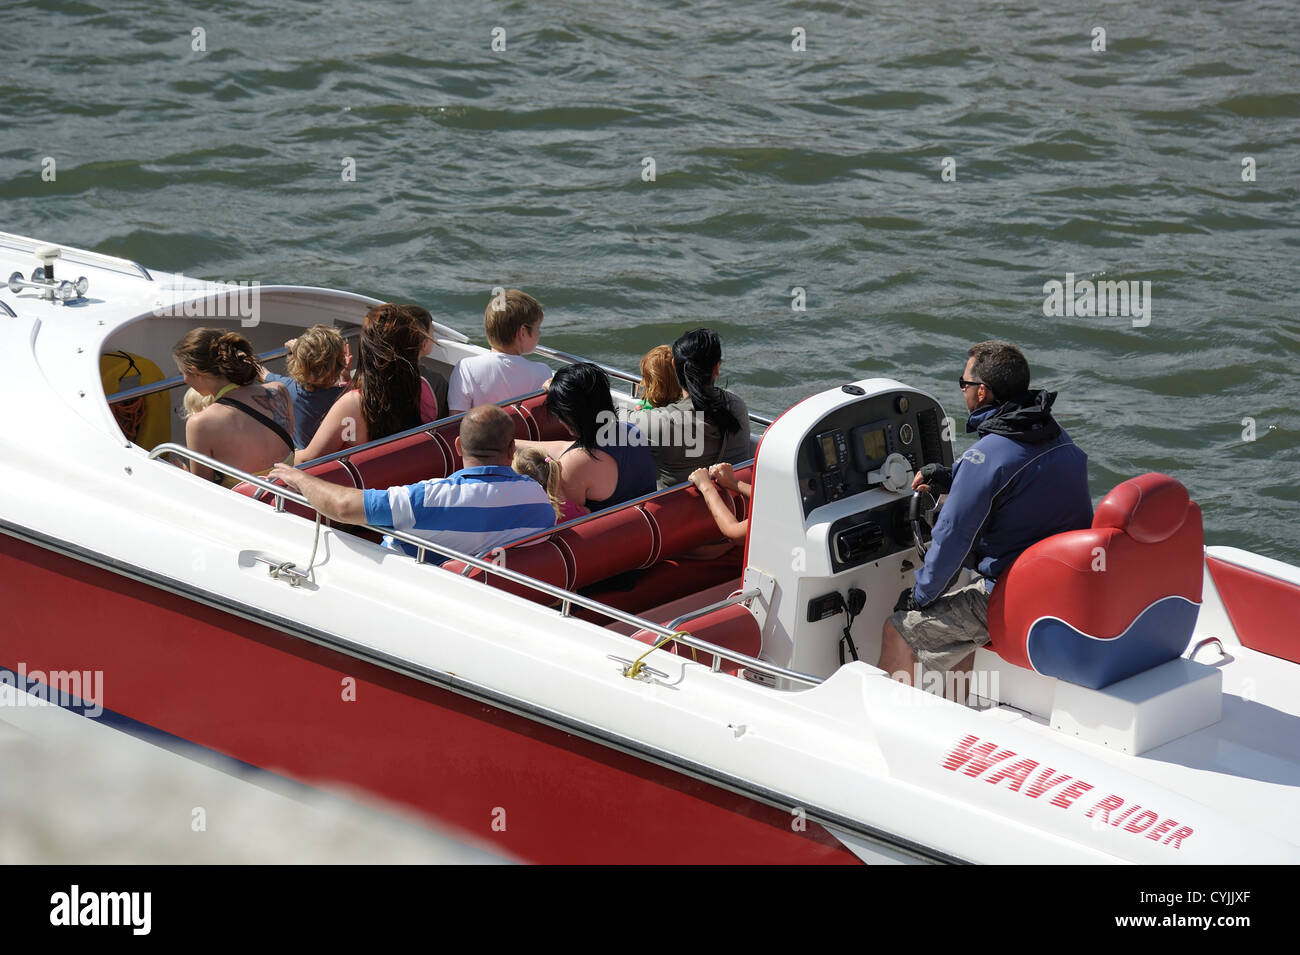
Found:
[667,588,762,632]
[0,232,153,281]
[106,329,362,405]
[146,443,820,688]
[534,345,641,386]
[0,298,16,318]
[665,588,764,675]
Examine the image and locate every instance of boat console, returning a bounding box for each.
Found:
[745,379,953,679]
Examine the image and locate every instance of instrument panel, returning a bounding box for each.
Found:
[798,388,952,519]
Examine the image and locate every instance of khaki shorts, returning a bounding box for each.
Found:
[889,580,990,672]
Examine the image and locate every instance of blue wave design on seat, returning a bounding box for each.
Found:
[1025,596,1200,689]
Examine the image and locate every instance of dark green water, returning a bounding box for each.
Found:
[4,0,1298,563]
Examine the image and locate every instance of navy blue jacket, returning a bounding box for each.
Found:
[912,390,1093,606]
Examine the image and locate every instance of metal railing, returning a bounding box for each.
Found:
[146,443,820,688]
[0,232,153,281]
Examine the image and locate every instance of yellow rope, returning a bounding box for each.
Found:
[625,630,695,678]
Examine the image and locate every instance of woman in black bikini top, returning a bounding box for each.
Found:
[173,328,295,485]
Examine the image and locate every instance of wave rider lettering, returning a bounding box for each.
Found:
[940,734,1194,849]
[49,885,151,935]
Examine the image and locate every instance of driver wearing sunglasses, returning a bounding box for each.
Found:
[876,341,1093,700]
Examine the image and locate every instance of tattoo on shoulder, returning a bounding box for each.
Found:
[254,384,293,431]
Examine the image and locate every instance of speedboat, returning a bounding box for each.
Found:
[2,231,1298,864]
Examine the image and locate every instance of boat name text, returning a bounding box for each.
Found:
[942,734,1194,849]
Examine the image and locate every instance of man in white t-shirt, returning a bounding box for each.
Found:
[448,289,552,414]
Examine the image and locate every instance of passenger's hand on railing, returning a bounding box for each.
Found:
[689,467,714,492]
[708,462,739,491]
[269,462,302,491]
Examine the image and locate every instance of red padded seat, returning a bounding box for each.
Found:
[555,505,658,590]
[350,432,449,490]
[584,551,744,619]
[443,539,571,604]
[516,393,564,441]
[440,463,754,616]
[643,481,746,563]
[986,473,1203,689]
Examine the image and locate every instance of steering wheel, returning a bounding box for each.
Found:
[909,489,939,558]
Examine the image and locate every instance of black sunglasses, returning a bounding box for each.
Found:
[957,377,985,390]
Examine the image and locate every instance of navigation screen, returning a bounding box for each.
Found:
[820,433,839,470]
[858,428,886,463]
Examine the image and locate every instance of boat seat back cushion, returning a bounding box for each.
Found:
[433,401,538,475]
[443,465,754,602]
[475,540,572,601]
[556,505,659,589]
[350,432,452,490]
[986,472,1203,689]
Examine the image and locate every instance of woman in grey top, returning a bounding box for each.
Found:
[627,328,753,488]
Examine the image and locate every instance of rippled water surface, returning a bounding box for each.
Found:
[4,0,1298,562]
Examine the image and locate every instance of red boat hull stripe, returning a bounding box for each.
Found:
[1,527,878,864]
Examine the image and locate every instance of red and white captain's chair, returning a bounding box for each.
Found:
[985,473,1204,690]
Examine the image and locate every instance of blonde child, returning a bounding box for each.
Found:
[182,388,214,417]
[513,446,587,523]
[447,289,551,413]
[262,324,351,449]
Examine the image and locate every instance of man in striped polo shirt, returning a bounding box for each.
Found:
[271,404,555,564]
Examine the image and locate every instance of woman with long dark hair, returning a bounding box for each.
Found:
[627,327,753,488]
[515,363,655,511]
[296,303,439,462]
[173,327,295,485]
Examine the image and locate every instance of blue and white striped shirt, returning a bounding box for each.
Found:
[362,466,556,564]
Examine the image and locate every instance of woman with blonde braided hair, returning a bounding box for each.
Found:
[295,303,439,463]
[172,327,295,485]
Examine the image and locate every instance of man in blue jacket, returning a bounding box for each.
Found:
[877,341,1092,697]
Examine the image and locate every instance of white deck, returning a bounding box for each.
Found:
[986,642,1300,847]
